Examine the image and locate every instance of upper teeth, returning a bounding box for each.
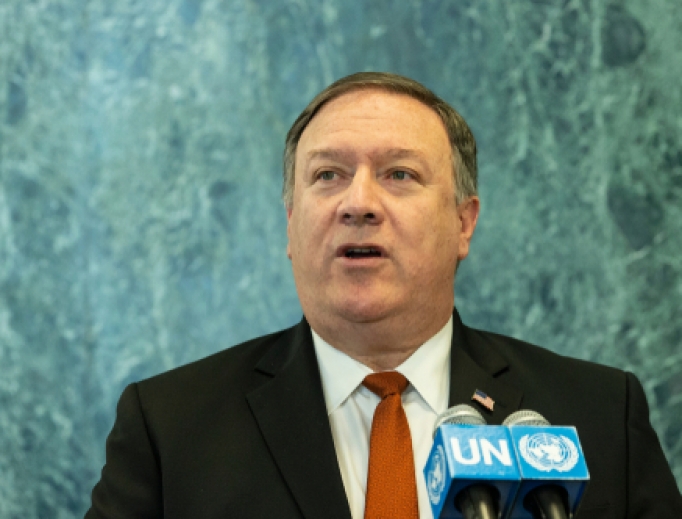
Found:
[350,248,375,253]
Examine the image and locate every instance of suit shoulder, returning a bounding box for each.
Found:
[461,324,636,428]
[135,323,298,396]
[464,324,626,382]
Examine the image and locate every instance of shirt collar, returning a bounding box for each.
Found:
[396,316,452,415]
[312,329,373,415]
[311,316,452,416]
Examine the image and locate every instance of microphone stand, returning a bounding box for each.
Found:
[455,484,499,519]
[524,483,570,519]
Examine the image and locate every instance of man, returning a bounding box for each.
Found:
[86,72,682,518]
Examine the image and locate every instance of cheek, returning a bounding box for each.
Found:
[286,212,304,259]
[410,200,459,239]
[289,208,324,260]
[422,208,461,260]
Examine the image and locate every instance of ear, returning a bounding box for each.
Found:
[456,196,480,261]
[286,205,293,260]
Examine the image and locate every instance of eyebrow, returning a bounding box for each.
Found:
[305,147,426,164]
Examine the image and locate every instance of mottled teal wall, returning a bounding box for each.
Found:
[1,0,680,516]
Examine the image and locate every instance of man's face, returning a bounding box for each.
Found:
[287,89,479,328]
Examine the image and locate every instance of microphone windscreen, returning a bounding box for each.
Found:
[503,409,550,427]
[433,404,486,435]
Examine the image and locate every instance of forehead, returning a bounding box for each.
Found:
[296,89,451,163]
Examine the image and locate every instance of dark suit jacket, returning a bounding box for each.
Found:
[86,311,682,519]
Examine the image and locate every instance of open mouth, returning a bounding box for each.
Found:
[339,245,385,259]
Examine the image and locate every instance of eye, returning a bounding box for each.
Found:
[390,170,410,180]
[318,170,337,181]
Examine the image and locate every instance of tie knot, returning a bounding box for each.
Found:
[363,371,409,399]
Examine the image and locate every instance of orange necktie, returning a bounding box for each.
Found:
[363,372,419,519]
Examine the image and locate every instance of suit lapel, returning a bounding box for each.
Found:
[246,320,351,519]
[449,310,524,424]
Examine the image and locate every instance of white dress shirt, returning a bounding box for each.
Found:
[311,317,452,519]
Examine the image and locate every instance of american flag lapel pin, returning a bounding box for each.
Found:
[472,389,495,411]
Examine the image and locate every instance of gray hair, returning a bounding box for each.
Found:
[282,72,478,208]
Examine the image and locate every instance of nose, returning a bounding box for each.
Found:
[338,168,384,226]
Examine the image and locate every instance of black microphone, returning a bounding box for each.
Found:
[503,410,589,519]
[426,404,518,519]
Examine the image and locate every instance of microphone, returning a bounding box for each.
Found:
[433,404,487,429]
[503,410,590,519]
[424,405,521,519]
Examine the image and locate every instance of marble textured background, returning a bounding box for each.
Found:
[1,0,680,516]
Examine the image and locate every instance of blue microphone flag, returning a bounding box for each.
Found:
[424,425,521,518]
[507,426,589,518]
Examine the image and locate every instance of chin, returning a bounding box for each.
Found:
[331,294,401,324]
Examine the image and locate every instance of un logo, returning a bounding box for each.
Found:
[519,433,579,473]
[426,445,447,504]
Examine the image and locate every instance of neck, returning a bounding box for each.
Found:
[308,307,453,371]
